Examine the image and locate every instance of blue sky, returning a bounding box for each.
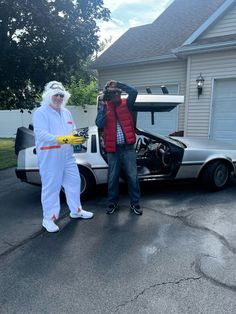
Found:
[98,0,174,47]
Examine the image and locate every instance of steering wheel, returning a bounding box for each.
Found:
[155,143,170,167]
[135,137,143,153]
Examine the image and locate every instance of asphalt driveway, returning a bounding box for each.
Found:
[0,168,236,313]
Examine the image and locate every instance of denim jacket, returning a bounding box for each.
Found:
[95,82,137,129]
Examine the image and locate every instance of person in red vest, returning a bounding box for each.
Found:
[96,81,142,215]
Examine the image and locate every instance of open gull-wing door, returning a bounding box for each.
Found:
[96,89,184,126]
[133,94,185,125]
[134,94,184,112]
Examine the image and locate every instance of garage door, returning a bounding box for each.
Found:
[136,85,178,135]
[210,78,236,144]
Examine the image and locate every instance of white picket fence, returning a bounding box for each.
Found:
[0,105,97,138]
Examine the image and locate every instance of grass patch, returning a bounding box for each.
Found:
[0,138,16,170]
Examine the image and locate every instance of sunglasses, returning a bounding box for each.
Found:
[54,94,64,98]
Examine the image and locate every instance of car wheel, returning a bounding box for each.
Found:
[201,161,230,191]
[79,166,96,198]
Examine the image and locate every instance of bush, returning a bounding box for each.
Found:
[67,77,97,107]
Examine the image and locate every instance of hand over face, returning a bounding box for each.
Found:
[105,80,117,89]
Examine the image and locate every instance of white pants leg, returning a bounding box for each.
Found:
[62,159,82,214]
[40,168,63,220]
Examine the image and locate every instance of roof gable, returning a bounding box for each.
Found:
[197,1,236,41]
[93,0,226,69]
[183,0,235,45]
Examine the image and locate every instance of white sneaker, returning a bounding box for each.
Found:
[42,219,59,233]
[70,209,94,219]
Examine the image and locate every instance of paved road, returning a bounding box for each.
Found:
[0,168,236,313]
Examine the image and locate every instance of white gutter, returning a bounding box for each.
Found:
[173,40,236,56]
[92,54,178,69]
[184,56,191,136]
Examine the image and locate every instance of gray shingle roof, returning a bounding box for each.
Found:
[93,0,226,68]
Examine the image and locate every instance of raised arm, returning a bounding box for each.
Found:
[116,82,138,111]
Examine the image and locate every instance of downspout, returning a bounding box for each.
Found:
[184,56,191,136]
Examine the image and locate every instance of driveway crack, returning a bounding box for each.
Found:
[2,240,14,247]
[178,217,236,254]
[113,276,202,312]
[144,206,236,254]
[195,255,236,292]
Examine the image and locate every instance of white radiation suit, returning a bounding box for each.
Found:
[33,104,82,220]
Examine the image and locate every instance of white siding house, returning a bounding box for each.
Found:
[98,61,187,135]
[185,50,236,139]
[93,0,236,143]
[199,3,236,39]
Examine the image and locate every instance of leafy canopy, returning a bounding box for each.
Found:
[67,77,97,107]
[0,0,110,109]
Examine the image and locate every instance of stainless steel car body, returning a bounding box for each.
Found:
[16,124,236,196]
[74,126,108,185]
[175,137,236,179]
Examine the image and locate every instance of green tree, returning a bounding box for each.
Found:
[0,0,110,110]
[67,77,97,107]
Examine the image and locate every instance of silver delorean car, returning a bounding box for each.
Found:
[15,93,236,197]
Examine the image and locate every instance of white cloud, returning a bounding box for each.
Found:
[103,0,172,14]
[99,0,174,48]
[103,0,159,12]
[97,18,126,46]
[128,18,140,28]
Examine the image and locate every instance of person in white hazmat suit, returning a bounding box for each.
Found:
[33,81,94,233]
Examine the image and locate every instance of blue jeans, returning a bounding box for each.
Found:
[107,144,140,205]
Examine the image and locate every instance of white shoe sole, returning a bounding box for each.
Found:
[69,213,94,219]
[42,223,59,233]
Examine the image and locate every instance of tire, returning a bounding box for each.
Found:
[79,166,96,199]
[200,161,230,191]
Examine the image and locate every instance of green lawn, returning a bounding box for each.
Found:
[0,138,17,170]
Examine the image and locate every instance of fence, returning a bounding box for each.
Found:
[0,105,97,138]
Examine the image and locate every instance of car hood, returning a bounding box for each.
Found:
[173,137,236,150]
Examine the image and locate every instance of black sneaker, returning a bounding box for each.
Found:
[106,203,118,215]
[130,204,143,215]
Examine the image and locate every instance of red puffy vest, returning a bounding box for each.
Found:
[104,98,136,153]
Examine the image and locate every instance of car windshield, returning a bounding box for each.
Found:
[136,128,186,148]
[167,136,187,148]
